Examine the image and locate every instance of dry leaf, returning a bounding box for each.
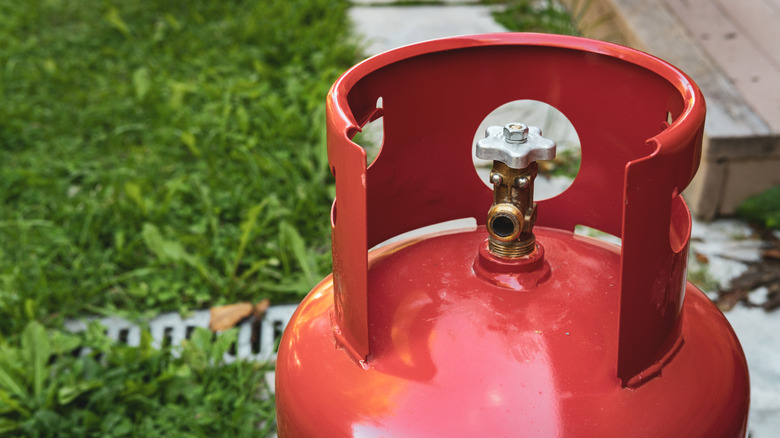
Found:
[715,289,750,312]
[538,160,555,173]
[209,302,253,332]
[694,252,709,264]
[763,282,780,311]
[762,249,780,260]
[253,298,271,320]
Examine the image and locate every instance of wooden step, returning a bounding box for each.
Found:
[563,0,780,219]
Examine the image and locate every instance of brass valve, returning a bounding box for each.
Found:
[476,123,556,258]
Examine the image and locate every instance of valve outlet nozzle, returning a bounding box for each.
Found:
[476,123,556,258]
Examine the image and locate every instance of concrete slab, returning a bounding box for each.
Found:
[350,5,505,56]
[64,304,299,363]
[352,0,481,4]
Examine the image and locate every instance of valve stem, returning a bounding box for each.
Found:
[477,123,556,258]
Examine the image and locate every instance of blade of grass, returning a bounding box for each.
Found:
[22,321,50,399]
[228,200,268,283]
[280,221,317,287]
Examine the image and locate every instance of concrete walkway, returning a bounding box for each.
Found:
[347,2,779,436]
[350,4,502,55]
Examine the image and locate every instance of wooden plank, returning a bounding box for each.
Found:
[572,0,780,219]
[663,0,780,132]
[718,0,780,70]
[566,0,771,137]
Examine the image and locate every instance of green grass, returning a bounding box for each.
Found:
[1,0,359,434]
[0,0,359,335]
[0,0,591,434]
[492,0,582,36]
[737,186,780,230]
[0,321,276,436]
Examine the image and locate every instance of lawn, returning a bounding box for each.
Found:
[0,0,358,435]
[0,0,358,330]
[0,0,586,435]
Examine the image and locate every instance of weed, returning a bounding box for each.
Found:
[0,0,595,433]
[0,0,360,334]
[687,256,719,294]
[737,186,780,230]
[0,320,275,437]
[493,0,581,36]
[1,0,358,433]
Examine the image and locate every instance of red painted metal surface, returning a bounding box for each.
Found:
[278,229,748,436]
[276,33,749,436]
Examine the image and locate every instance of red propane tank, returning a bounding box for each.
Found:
[275,33,750,437]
